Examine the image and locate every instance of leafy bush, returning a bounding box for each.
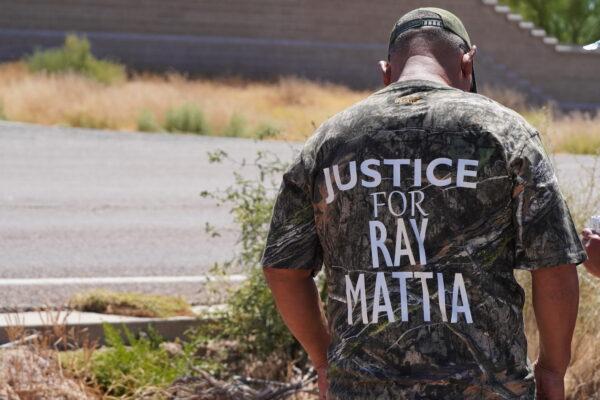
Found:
[199,150,304,362]
[81,324,189,397]
[69,290,194,318]
[25,34,126,84]
[222,113,246,137]
[500,0,600,45]
[164,103,209,134]
[137,109,162,132]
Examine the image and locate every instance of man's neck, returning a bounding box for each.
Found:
[395,55,452,87]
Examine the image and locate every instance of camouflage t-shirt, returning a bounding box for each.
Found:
[261,80,586,400]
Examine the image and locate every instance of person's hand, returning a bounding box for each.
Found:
[316,364,329,400]
[534,362,565,400]
[582,229,600,277]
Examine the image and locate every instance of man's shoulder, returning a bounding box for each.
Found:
[431,90,534,133]
[300,94,381,153]
[301,88,538,159]
[320,88,534,134]
[427,90,540,156]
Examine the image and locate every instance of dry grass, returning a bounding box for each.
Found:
[69,289,194,318]
[0,309,99,399]
[515,155,600,400]
[518,270,600,400]
[0,347,97,399]
[0,62,367,139]
[480,86,600,156]
[1,62,598,154]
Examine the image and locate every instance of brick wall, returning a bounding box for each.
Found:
[0,0,598,109]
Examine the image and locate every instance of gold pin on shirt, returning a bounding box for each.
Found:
[395,94,422,105]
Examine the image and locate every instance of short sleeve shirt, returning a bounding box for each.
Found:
[261,80,586,400]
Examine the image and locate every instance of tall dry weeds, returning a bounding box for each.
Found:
[0,63,367,139]
[1,62,598,154]
[0,309,99,399]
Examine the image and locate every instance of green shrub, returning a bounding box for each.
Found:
[69,289,194,318]
[254,123,280,140]
[222,113,246,137]
[25,34,126,84]
[137,109,162,132]
[199,150,305,362]
[84,324,189,397]
[164,103,209,134]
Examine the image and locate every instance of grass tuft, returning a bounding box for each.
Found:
[222,113,246,137]
[164,103,209,134]
[254,123,280,140]
[25,34,125,84]
[68,290,194,318]
[66,112,115,130]
[137,109,162,132]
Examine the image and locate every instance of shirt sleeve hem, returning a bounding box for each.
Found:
[514,251,588,271]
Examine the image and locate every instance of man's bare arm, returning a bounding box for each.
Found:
[263,267,330,369]
[531,264,579,399]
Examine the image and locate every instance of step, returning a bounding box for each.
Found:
[531,29,546,37]
[506,13,523,22]
[519,21,535,29]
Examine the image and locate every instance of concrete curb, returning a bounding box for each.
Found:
[0,306,225,346]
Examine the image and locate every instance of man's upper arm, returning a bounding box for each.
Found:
[261,149,323,273]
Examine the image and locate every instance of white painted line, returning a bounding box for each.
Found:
[0,274,247,286]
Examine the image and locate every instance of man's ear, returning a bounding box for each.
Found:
[379,60,392,86]
[461,45,477,87]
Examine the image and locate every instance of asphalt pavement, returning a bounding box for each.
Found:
[0,122,296,309]
[0,121,597,309]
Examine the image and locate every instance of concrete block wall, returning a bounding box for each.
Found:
[0,0,598,109]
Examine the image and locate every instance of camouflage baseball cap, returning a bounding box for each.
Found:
[388,7,477,93]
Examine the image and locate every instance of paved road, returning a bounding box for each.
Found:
[0,122,297,309]
[0,122,598,309]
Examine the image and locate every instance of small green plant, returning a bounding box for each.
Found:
[25,34,126,84]
[222,113,246,137]
[0,101,6,120]
[164,103,209,134]
[82,324,189,397]
[69,290,194,318]
[137,109,162,132]
[254,123,280,140]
